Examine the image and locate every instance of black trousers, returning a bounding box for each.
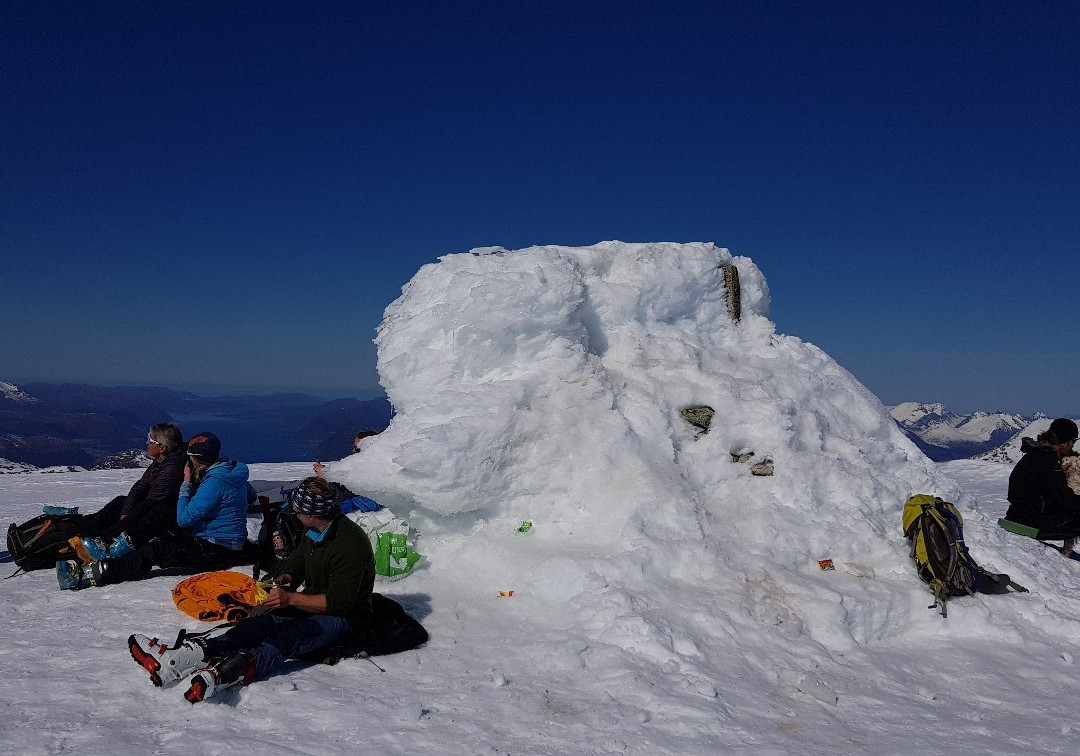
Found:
[77,495,182,546]
[101,536,243,584]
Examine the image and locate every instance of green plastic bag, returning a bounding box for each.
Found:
[374,531,422,577]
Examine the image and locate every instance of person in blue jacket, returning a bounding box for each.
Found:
[57,432,256,590]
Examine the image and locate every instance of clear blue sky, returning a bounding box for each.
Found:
[2,2,1077,415]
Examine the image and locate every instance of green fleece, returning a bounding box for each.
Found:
[279,515,375,623]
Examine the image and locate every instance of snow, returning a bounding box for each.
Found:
[5,242,1080,753]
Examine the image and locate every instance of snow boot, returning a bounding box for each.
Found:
[129,632,209,687]
[56,558,91,590]
[68,535,107,564]
[184,651,256,703]
[106,532,134,558]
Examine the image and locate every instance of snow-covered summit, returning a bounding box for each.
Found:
[889,401,954,425]
[0,381,37,403]
[334,241,947,648]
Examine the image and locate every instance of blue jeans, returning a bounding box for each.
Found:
[204,610,352,680]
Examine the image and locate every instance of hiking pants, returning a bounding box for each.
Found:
[204,610,352,681]
[100,536,241,584]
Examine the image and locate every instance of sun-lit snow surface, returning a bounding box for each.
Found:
[8,243,1080,753]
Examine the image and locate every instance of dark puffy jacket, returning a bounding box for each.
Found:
[1005,437,1080,536]
[120,447,187,521]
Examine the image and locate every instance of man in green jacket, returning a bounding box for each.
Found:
[128,476,376,702]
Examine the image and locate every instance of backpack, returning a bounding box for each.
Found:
[254,502,307,577]
[315,593,429,663]
[5,513,84,575]
[902,494,1027,617]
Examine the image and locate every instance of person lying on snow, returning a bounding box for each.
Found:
[128,476,376,702]
[68,423,188,559]
[1004,418,1080,541]
[58,431,256,589]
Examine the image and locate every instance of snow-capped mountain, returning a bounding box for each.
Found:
[0,381,37,404]
[90,448,153,470]
[889,401,1038,461]
[0,457,86,474]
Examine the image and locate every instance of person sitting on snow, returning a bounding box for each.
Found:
[67,423,187,559]
[127,476,376,702]
[57,431,256,589]
[1004,418,1080,540]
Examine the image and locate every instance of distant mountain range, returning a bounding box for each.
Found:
[888,402,1045,462]
[0,380,392,468]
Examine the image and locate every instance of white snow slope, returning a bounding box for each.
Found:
[4,242,1080,754]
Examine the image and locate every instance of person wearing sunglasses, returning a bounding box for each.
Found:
[63,423,188,562]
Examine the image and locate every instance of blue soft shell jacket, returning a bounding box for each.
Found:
[176,459,256,549]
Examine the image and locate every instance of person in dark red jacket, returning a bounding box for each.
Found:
[1005,418,1080,539]
[75,423,187,547]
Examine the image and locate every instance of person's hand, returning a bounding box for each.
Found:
[183,460,192,483]
[262,586,292,609]
[313,461,325,478]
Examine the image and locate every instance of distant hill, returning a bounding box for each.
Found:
[888,401,1040,461]
[0,380,392,465]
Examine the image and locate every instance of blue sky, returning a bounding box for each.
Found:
[2,2,1077,415]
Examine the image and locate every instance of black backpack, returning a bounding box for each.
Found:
[254,502,307,577]
[6,513,84,574]
[316,593,429,664]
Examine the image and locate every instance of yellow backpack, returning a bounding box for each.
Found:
[902,494,1027,617]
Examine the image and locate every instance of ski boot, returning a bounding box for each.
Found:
[56,558,91,590]
[106,531,134,558]
[184,652,256,703]
[129,632,208,687]
[68,535,108,564]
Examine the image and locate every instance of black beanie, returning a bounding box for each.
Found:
[1049,418,1079,444]
[187,432,222,465]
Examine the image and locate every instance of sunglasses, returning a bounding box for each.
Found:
[146,434,163,446]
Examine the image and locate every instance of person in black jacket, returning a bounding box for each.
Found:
[74,423,188,548]
[1005,418,1080,539]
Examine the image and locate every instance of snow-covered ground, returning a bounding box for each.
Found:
[4,460,1078,754]
[4,242,1080,755]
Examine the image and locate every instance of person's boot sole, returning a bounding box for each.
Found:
[127,635,163,687]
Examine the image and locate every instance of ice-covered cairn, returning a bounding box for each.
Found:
[335,241,949,611]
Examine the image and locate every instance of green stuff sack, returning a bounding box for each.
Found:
[902,494,1027,618]
[374,531,421,578]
